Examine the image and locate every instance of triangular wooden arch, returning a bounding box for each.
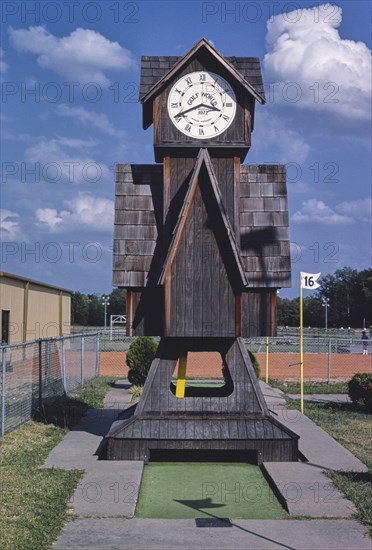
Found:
[159,148,248,290]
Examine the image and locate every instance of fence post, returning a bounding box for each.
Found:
[327,339,331,385]
[95,333,100,377]
[81,335,85,386]
[62,337,66,393]
[1,347,6,437]
[45,339,50,378]
[38,339,43,409]
[265,336,269,384]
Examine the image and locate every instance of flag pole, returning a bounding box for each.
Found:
[299,273,304,414]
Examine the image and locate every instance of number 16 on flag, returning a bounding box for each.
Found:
[301,272,321,290]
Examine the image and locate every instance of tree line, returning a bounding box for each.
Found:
[278,267,372,328]
[71,267,372,328]
[71,289,126,326]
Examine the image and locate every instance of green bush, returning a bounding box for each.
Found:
[248,349,261,379]
[348,373,372,413]
[127,336,158,386]
[222,349,260,380]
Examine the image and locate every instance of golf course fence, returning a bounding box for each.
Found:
[1,330,370,437]
[0,332,99,437]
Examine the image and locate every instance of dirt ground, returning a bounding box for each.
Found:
[99,351,371,381]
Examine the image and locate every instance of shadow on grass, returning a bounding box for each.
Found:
[32,397,89,429]
[329,470,372,484]
[317,401,371,415]
[174,499,295,549]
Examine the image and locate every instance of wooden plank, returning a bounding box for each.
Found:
[125,240,157,255]
[184,197,194,336]
[112,271,148,287]
[114,225,158,240]
[121,196,156,210]
[115,210,157,225]
[113,255,154,272]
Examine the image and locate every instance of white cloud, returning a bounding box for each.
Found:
[335,198,372,223]
[24,136,111,185]
[0,48,8,76]
[264,3,371,120]
[36,194,114,233]
[0,209,24,240]
[9,26,135,85]
[254,110,310,164]
[56,104,125,137]
[292,199,353,225]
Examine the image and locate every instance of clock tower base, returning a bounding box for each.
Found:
[105,337,299,462]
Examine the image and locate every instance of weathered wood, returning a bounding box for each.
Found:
[108,40,298,461]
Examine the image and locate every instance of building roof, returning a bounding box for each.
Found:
[140,38,265,130]
[0,271,72,294]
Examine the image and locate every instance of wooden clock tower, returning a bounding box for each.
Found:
[107,39,299,462]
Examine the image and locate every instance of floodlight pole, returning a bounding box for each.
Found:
[102,296,110,330]
[322,297,330,330]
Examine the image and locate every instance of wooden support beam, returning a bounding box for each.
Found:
[175,352,187,398]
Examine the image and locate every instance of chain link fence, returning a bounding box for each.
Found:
[2,330,370,436]
[0,333,99,436]
[98,331,371,382]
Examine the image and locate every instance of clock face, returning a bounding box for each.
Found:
[167,71,237,139]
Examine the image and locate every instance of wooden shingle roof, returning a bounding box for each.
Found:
[140,39,265,130]
[140,55,265,100]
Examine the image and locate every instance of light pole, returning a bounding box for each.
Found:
[322,297,330,330]
[102,296,110,329]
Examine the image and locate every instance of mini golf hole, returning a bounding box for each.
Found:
[135,462,288,520]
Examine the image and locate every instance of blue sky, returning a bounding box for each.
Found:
[1,0,371,298]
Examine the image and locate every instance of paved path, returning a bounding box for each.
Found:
[44,380,371,550]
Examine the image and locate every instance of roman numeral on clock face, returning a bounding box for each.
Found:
[167,71,236,139]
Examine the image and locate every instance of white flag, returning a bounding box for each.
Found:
[301,272,321,290]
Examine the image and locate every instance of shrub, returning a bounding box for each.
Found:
[348,373,372,413]
[221,349,260,380]
[126,336,158,386]
[248,349,261,379]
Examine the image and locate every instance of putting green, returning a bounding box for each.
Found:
[136,462,287,519]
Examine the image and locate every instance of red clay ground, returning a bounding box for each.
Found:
[99,351,371,381]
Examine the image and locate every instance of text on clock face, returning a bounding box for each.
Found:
[167,71,237,139]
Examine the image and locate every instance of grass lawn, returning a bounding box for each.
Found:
[0,422,83,550]
[269,380,349,394]
[287,398,372,532]
[136,462,287,520]
[0,376,117,550]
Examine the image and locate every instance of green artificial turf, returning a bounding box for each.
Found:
[136,462,287,519]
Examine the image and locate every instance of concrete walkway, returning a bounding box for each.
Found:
[43,380,371,549]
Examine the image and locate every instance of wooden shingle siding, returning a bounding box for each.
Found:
[112,164,163,289]
[239,164,291,289]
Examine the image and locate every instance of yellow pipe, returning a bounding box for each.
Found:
[300,275,304,414]
[176,353,187,398]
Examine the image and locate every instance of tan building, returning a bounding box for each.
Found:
[0,272,71,344]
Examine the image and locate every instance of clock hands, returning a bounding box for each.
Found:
[175,102,221,119]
